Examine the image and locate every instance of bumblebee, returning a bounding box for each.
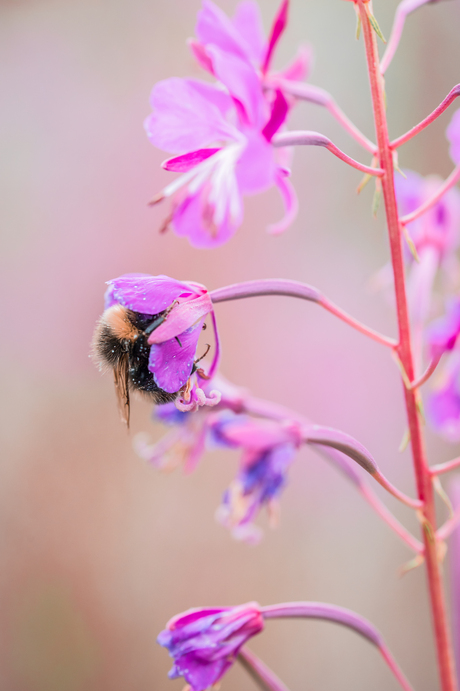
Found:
[92,304,178,426]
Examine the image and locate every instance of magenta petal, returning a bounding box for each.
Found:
[172,189,239,249]
[236,131,276,194]
[267,170,298,235]
[145,78,237,153]
[232,1,265,65]
[162,148,222,172]
[148,293,213,344]
[206,45,266,128]
[262,90,289,142]
[262,0,288,74]
[149,319,205,393]
[105,274,199,314]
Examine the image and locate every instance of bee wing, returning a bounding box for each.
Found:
[113,353,130,427]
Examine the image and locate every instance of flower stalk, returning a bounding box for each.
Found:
[358,2,458,688]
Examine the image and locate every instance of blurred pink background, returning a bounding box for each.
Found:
[1,0,460,689]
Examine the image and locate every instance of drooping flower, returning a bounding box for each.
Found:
[211,414,301,542]
[102,273,220,411]
[426,351,460,442]
[157,602,264,691]
[145,27,297,246]
[446,108,460,165]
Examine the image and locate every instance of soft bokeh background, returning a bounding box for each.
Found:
[1,0,460,689]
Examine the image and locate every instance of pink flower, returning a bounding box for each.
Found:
[157,602,264,691]
[211,414,301,542]
[145,9,300,246]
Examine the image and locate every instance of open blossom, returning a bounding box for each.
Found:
[211,414,301,542]
[104,274,220,410]
[157,602,264,691]
[145,8,299,247]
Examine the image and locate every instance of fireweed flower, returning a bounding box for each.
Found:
[157,602,264,691]
[145,47,296,246]
[211,413,301,542]
[104,273,220,411]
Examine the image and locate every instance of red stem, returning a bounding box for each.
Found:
[358,3,458,690]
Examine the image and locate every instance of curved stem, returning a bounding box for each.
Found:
[262,603,414,691]
[381,0,434,75]
[430,456,460,477]
[358,3,458,689]
[391,84,460,149]
[400,165,460,226]
[372,472,423,509]
[210,279,396,348]
[241,395,421,549]
[272,131,384,176]
[408,354,442,390]
[265,77,377,153]
[238,648,291,691]
[359,483,423,552]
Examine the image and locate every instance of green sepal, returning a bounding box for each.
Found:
[368,12,386,43]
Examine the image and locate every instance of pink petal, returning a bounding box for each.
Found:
[162,148,222,173]
[262,0,288,74]
[149,319,205,393]
[172,189,240,248]
[262,90,289,142]
[196,0,249,61]
[267,170,298,235]
[145,78,237,153]
[206,45,266,128]
[277,44,313,82]
[148,293,213,344]
[236,131,276,194]
[188,38,215,75]
[232,1,265,65]
[220,418,299,451]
